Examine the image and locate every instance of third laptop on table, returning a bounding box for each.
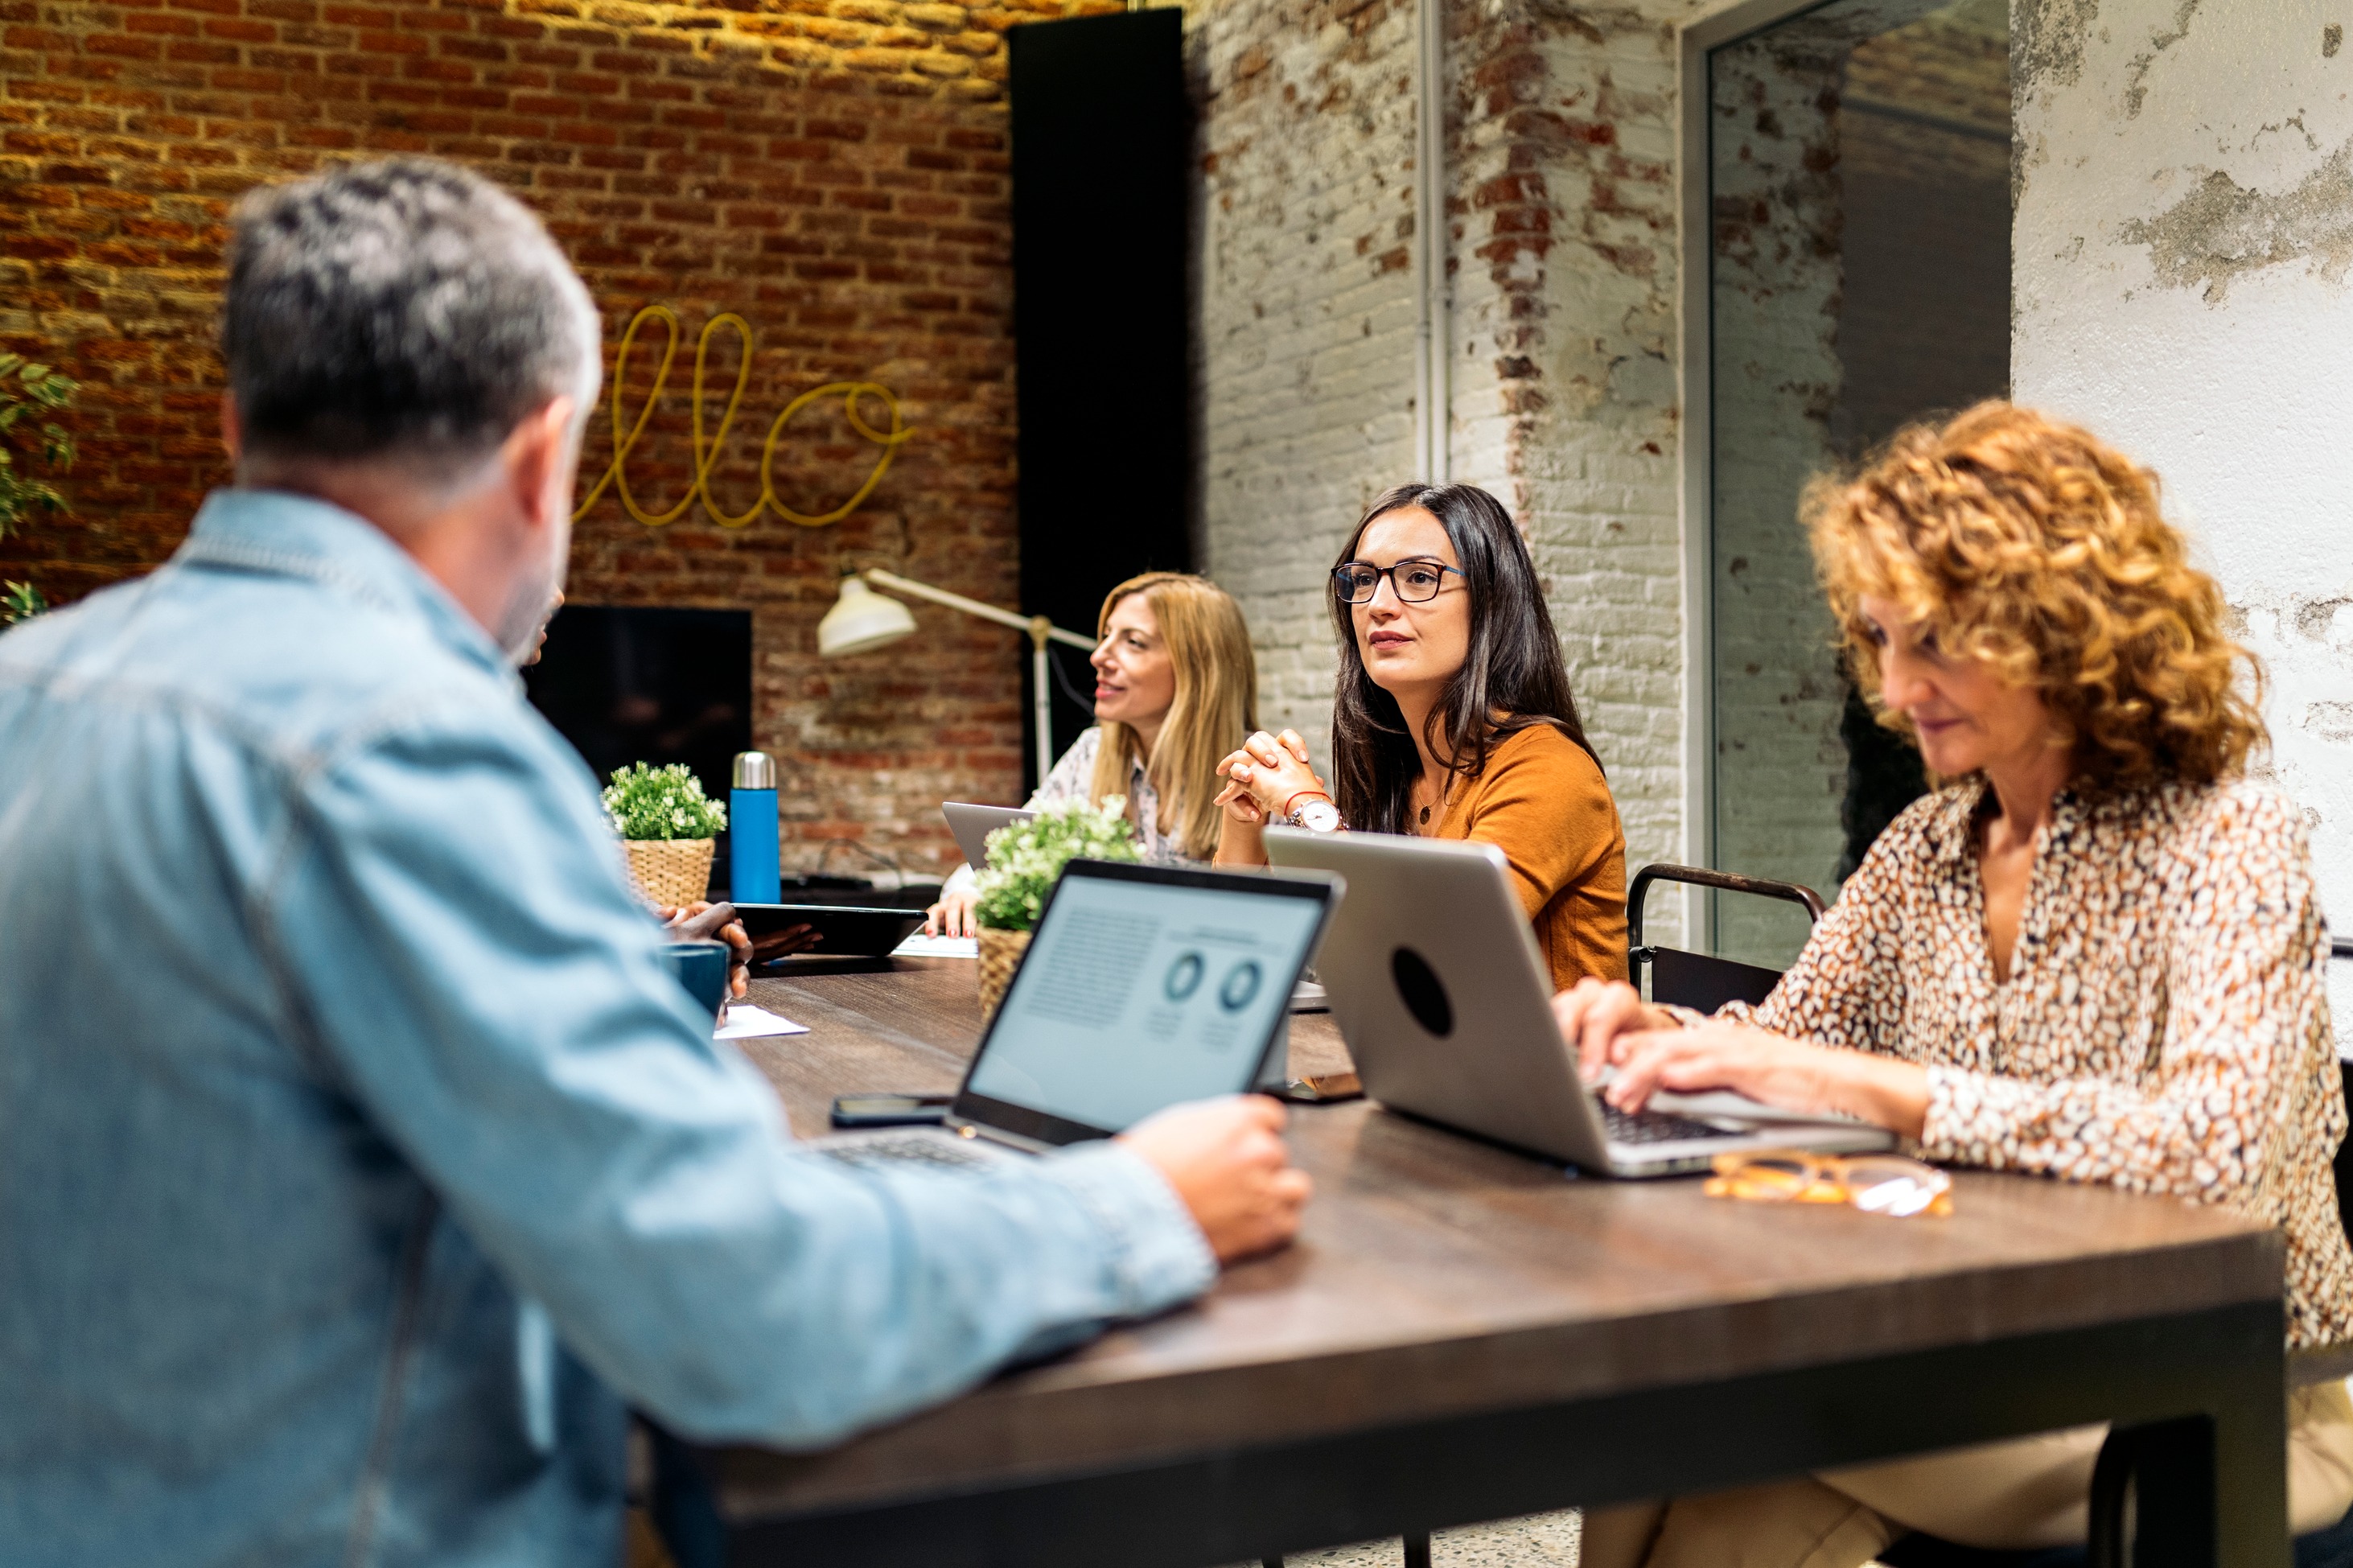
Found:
[1263,827,1892,1177]
[819,858,1339,1170]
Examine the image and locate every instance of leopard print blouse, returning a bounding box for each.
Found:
[1722,775,2353,1349]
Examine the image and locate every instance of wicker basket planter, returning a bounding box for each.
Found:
[623,837,715,908]
[976,926,1033,1019]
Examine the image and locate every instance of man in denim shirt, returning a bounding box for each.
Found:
[0,159,1311,1566]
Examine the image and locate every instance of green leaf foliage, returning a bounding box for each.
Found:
[602,762,727,841]
[0,354,76,623]
[1,581,47,628]
[972,795,1143,932]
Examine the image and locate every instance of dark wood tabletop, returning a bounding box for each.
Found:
[704,957,2285,1535]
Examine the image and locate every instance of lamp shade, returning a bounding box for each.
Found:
[817,574,919,657]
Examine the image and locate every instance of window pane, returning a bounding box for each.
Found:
[1708,0,2010,965]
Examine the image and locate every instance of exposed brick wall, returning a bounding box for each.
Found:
[1191,0,1702,945]
[1445,2,1697,940]
[0,0,1114,876]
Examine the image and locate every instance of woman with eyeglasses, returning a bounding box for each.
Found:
[1563,403,2353,1566]
[1211,482,1629,990]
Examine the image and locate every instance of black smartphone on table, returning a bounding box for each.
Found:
[829,1093,954,1129]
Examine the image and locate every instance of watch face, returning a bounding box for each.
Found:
[1299,800,1342,833]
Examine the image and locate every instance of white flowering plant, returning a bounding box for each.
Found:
[603,762,727,841]
[973,795,1142,932]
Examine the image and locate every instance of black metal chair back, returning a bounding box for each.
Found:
[1628,862,1828,1010]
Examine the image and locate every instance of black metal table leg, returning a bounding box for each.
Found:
[2082,1340,2287,1568]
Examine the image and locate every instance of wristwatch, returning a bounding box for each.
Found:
[1281,792,1346,833]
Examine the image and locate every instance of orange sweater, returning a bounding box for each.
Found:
[1432,724,1628,991]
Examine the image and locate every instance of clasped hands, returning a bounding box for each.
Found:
[1214,728,1330,825]
[1551,978,1928,1138]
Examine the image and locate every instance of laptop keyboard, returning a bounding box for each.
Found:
[1602,1103,1746,1146]
[812,1130,1011,1172]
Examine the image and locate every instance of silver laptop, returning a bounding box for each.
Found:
[1262,828,1893,1177]
[818,858,1341,1171]
[943,801,1033,868]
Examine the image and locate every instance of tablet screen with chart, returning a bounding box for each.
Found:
[964,870,1327,1132]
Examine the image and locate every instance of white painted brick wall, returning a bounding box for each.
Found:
[1189,0,1705,949]
[1190,0,1423,746]
[1453,6,1706,945]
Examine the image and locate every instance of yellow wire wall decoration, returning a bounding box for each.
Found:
[573,305,913,530]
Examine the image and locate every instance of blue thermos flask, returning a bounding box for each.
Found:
[730,751,780,903]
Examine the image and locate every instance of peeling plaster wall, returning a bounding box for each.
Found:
[2011,0,2353,1043]
[1189,0,1704,942]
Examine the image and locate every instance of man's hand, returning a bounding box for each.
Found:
[661,900,759,998]
[1117,1095,1312,1263]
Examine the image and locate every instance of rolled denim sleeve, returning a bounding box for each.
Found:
[258,695,1213,1447]
[1033,1142,1220,1314]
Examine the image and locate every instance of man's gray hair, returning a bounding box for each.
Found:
[222,158,601,468]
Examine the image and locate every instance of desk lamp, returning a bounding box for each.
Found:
[817,568,1094,784]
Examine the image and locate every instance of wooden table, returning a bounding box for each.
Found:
[652,958,2290,1568]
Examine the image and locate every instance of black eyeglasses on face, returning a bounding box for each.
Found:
[1331,560,1464,605]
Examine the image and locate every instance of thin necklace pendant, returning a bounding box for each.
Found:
[1418,778,1446,829]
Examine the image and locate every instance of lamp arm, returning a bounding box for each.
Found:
[862,569,1093,650]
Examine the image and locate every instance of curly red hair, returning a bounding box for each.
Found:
[1804,401,2265,788]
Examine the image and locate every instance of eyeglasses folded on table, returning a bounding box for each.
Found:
[1705,1150,1953,1218]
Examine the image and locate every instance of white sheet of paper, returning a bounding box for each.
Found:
[715,1003,808,1040]
[892,932,978,959]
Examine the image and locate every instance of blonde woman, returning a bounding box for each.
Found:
[1558,402,2353,1563]
[926,572,1258,936]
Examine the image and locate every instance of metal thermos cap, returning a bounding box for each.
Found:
[732,751,776,790]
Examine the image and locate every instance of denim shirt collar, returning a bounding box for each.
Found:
[175,488,519,687]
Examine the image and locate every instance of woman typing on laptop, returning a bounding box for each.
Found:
[1560,403,2353,1564]
[1211,483,1629,990]
[927,572,1259,936]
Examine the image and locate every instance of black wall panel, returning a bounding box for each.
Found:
[1009,10,1191,790]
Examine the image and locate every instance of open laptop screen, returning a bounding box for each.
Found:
[959,862,1332,1138]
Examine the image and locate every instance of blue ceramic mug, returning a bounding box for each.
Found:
[660,939,731,1025]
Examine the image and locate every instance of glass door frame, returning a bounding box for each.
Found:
[1674,0,1833,953]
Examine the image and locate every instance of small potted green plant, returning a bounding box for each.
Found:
[972,795,1142,1016]
[603,762,727,907]
[0,353,76,627]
